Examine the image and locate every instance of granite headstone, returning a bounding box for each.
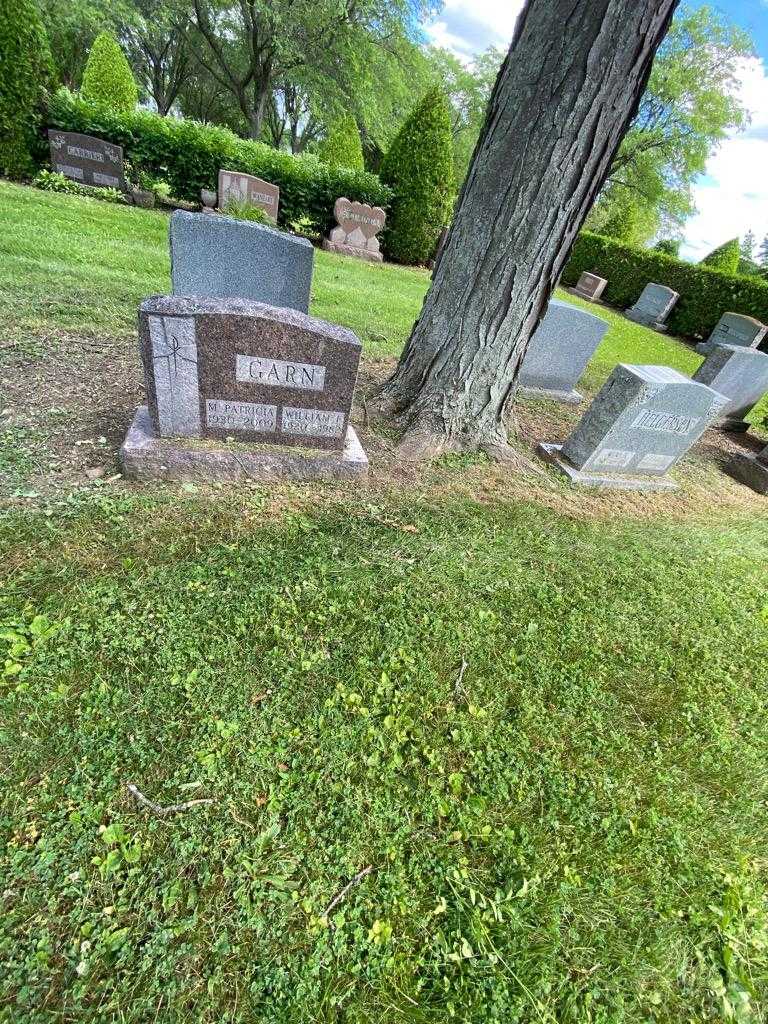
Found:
[725,443,768,495]
[625,283,679,332]
[538,364,727,490]
[692,343,768,431]
[170,210,314,313]
[218,169,280,219]
[695,312,768,356]
[574,271,607,302]
[518,298,609,403]
[48,130,126,190]
[322,198,386,263]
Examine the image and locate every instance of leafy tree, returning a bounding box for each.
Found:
[380,87,455,265]
[740,230,756,262]
[37,0,124,89]
[375,0,679,458]
[759,234,768,270]
[81,30,139,112]
[317,114,364,171]
[118,0,191,114]
[0,0,55,177]
[654,238,681,256]
[700,238,740,274]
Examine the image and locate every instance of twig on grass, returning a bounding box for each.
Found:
[127,783,215,818]
[323,865,373,920]
[454,658,468,698]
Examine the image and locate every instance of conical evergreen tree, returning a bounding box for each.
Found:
[700,238,740,275]
[81,32,138,113]
[758,233,768,270]
[380,88,455,265]
[318,114,364,171]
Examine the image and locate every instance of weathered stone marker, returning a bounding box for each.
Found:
[625,283,679,332]
[538,364,726,490]
[48,130,126,190]
[322,198,386,263]
[518,298,609,403]
[692,344,768,432]
[573,271,607,302]
[725,444,768,495]
[121,295,368,481]
[696,312,768,356]
[170,210,314,313]
[218,169,280,219]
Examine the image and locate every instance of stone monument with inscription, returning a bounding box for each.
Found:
[695,312,768,356]
[625,283,679,332]
[217,170,280,220]
[725,443,768,495]
[322,198,386,262]
[170,210,313,313]
[518,298,609,403]
[537,364,726,491]
[573,271,607,302]
[48,130,126,190]
[120,295,368,481]
[692,344,768,432]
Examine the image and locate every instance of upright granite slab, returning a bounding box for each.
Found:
[218,169,280,219]
[537,364,727,491]
[573,272,607,302]
[170,211,313,313]
[696,312,768,356]
[48,130,126,190]
[322,198,386,262]
[121,295,368,482]
[518,299,609,403]
[692,344,768,431]
[625,284,679,332]
[725,444,768,495]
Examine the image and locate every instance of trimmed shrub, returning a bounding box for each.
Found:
[653,239,681,257]
[562,231,768,340]
[317,114,364,172]
[0,0,55,178]
[80,32,138,114]
[700,238,740,275]
[380,87,454,265]
[47,90,392,233]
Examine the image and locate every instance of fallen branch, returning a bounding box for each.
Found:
[323,865,373,920]
[454,658,468,697]
[127,783,215,818]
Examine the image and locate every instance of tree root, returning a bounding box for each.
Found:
[481,442,552,479]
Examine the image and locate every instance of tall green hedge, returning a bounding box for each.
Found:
[562,231,768,339]
[81,32,138,114]
[47,90,392,233]
[317,114,364,172]
[0,0,55,178]
[700,238,740,275]
[380,88,454,265]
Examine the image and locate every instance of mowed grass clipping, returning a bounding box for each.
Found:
[2,491,768,1023]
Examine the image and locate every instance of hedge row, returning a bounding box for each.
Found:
[46,90,392,234]
[562,231,768,340]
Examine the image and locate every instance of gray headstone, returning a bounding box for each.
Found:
[48,130,126,190]
[574,272,607,301]
[138,295,361,452]
[725,443,768,495]
[170,210,313,313]
[695,312,768,356]
[692,344,768,430]
[518,299,609,403]
[625,283,679,331]
[538,364,726,490]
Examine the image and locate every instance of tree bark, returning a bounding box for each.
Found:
[379,0,680,459]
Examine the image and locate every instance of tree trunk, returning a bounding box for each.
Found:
[379,0,680,459]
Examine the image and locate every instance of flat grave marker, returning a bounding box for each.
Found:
[725,443,768,495]
[518,298,609,403]
[48,130,126,190]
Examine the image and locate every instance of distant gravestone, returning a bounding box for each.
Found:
[322,198,386,263]
[169,210,313,313]
[692,344,768,431]
[217,169,280,219]
[625,283,679,332]
[518,298,609,403]
[695,312,768,356]
[573,271,607,302]
[48,130,126,190]
[121,295,368,481]
[725,443,768,495]
[538,364,727,490]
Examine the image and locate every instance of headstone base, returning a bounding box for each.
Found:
[572,287,600,302]
[695,341,714,356]
[321,239,383,263]
[517,384,583,405]
[625,309,669,332]
[724,451,768,495]
[537,442,678,492]
[120,406,369,483]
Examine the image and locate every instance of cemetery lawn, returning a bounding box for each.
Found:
[2,181,768,1022]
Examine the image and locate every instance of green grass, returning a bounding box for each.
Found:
[2,182,768,1023]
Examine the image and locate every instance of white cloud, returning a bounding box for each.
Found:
[425,0,525,61]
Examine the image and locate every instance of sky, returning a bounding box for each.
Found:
[425,0,768,261]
